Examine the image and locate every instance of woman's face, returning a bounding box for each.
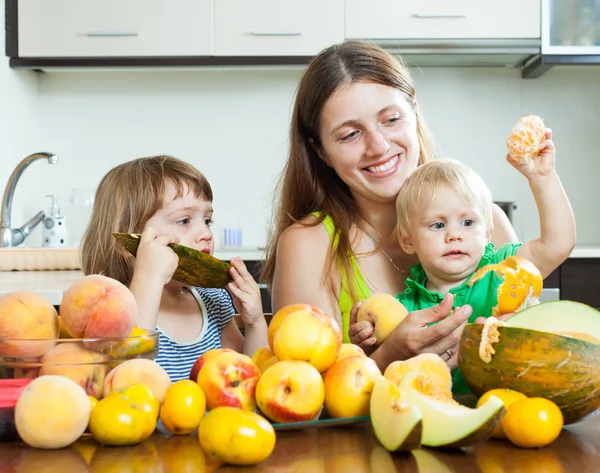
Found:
[317,81,420,205]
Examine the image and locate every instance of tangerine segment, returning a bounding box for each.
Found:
[469,256,543,317]
[506,115,546,164]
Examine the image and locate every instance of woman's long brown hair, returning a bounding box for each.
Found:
[81,155,212,286]
[261,41,438,305]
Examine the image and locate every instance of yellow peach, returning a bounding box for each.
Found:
[357,293,408,346]
[336,343,367,362]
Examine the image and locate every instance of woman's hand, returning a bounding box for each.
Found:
[134,226,179,286]
[226,257,265,327]
[373,294,472,370]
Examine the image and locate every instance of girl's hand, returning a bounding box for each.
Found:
[382,294,472,370]
[226,257,264,327]
[507,128,556,181]
[134,226,179,285]
[348,301,377,355]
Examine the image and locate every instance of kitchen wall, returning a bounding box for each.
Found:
[2,3,600,249]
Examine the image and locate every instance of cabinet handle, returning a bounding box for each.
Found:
[250,31,303,36]
[413,14,467,19]
[86,31,139,37]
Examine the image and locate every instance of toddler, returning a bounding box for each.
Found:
[352,129,575,393]
[81,155,268,381]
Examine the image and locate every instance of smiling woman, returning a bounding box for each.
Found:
[261,40,520,374]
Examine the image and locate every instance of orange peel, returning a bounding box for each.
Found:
[506,115,546,165]
[468,256,542,317]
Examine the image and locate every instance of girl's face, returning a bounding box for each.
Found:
[145,181,214,254]
[317,81,420,205]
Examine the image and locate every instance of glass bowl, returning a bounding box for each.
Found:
[0,331,159,400]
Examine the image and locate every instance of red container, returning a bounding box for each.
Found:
[0,378,32,442]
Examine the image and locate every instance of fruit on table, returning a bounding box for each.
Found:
[39,343,110,398]
[508,300,600,343]
[15,375,91,449]
[268,303,320,348]
[111,383,160,419]
[323,355,382,418]
[336,343,366,362]
[251,345,278,373]
[397,371,504,448]
[384,353,452,392]
[458,308,600,424]
[357,293,408,346]
[60,274,137,339]
[88,392,157,446]
[369,377,422,452]
[255,360,325,423]
[468,255,542,317]
[476,388,527,438]
[197,350,260,411]
[506,115,547,165]
[502,397,563,448]
[0,291,59,358]
[160,380,206,435]
[107,325,156,359]
[198,406,276,466]
[113,232,233,288]
[189,347,235,382]
[272,306,342,373]
[103,358,172,403]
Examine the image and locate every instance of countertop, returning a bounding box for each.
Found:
[1,416,600,472]
[1,246,599,305]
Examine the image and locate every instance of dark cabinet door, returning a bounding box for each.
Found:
[560,258,600,308]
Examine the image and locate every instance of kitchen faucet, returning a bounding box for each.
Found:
[1,152,59,248]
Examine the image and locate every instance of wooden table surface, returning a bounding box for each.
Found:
[1,416,599,472]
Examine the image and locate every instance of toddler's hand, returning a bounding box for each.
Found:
[507,128,556,181]
[348,301,377,355]
[134,226,179,285]
[226,257,264,327]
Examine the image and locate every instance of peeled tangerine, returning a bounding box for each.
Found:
[15,375,91,449]
[198,407,276,466]
[506,115,546,165]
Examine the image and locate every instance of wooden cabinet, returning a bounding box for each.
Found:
[345,0,541,40]
[17,0,213,57]
[214,0,343,56]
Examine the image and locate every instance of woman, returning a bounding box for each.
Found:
[261,41,517,371]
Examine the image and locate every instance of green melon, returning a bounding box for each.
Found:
[113,233,233,288]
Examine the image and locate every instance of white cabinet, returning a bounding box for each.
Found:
[18,0,214,57]
[214,0,344,56]
[345,0,541,40]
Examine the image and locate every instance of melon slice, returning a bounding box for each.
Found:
[397,372,504,448]
[370,377,422,452]
[508,300,600,343]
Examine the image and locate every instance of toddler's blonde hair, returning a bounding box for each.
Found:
[395,158,493,241]
[81,155,212,286]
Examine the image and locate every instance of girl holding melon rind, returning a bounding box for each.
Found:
[81,155,268,382]
[262,40,572,378]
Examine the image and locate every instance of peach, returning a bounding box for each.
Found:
[273,307,342,373]
[39,343,110,398]
[251,346,280,373]
[255,360,325,423]
[188,348,235,382]
[268,303,320,348]
[60,274,137,339]
[0,291,59,357]
[15,375,91,449]
[336,343,367,362]
[197,351,260,411]
[357,293,408,346]
[103,358,172,403]
[384,353,452,393]
[323,356,382,418]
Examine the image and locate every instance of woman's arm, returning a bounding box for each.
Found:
[271,221,341,323]
[490,203,519,246]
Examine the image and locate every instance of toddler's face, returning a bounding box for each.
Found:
[145,181,214,254]
[405,184,488,283]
